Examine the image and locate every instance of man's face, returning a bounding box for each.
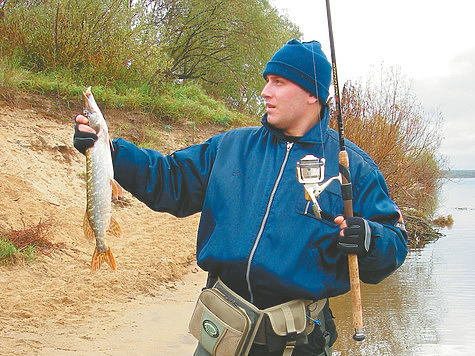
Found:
[261,75,319,137]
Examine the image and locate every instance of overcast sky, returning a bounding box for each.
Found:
[271,0,475,170]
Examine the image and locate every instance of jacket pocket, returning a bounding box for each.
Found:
[296,200,340,227]
[295,198,341,272]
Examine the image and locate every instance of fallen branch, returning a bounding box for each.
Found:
[400,207,444,249]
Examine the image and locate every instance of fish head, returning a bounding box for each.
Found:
[82,86,107,133]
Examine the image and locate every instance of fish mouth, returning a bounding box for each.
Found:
[82,86,92,109]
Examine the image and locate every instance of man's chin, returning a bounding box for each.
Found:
[266,115,279,127]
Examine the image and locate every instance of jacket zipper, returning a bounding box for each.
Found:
[246,141,294,304]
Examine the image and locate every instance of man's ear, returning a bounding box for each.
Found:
[308,94,319,105]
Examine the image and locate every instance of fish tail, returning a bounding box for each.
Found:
[91,247,117,272]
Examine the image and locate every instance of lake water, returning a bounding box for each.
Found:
[330,178,475,355]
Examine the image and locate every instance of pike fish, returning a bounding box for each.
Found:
[82,86,123,271]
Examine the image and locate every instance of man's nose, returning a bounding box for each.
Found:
[261,82,271,98]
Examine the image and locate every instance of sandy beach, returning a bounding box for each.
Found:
[0,91,215,355]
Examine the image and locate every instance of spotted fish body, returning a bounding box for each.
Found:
[82,87,123,271]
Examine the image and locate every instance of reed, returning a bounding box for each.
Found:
[332,68,445,217]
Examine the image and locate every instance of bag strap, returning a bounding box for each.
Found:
[281,305,297,356]
[283,346,295,356]
[282,305,296,334]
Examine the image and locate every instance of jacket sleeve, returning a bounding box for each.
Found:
[352,168,408,284]
[111,136,220,217]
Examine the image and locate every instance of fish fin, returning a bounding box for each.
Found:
[82,212,95,240]
[104,128,114,151]
[111,179,123,200]
[91,247,116,271]
[107,217,123,238]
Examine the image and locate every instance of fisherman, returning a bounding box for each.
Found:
[74,39,408,356]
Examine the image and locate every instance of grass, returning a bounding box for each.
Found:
[0,58,256,128]
[0,237,36,266]
[0,220,59,266]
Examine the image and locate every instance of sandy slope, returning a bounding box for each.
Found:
[0,90,215,355]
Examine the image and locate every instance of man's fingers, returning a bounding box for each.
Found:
[334,215,346,226]
[339,222,347,236]
[334,215,342,223]
[75,114,89,125]
[78,123,96,134]
[75,115,96,134]
[334,215,347,236]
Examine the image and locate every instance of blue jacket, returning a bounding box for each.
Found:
[112,111,408,309]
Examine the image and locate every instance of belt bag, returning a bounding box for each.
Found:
[189,278,263,356]
[257,299,327,353]
[189,278,327,356]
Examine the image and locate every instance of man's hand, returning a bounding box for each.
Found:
[334,216,371,257]
[73,115,98,155]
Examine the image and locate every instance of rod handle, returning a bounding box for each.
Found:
[340,151,365,341]
[348,253,365,341]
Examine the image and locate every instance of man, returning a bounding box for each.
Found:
[74,39,408,355]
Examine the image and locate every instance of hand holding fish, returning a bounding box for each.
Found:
[76,114,95,132]
[74,115,98,155]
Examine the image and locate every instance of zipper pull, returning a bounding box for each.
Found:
[286,142,293,151]
[306,314,322,326]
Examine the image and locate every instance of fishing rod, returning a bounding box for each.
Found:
[325,0,365,341]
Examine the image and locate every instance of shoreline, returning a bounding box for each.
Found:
[38,266,207,355]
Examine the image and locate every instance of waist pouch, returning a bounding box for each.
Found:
[256,299,327,353]
[189,278,263,356]
[189,278,327,356]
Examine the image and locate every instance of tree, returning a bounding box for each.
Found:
[149,0,301,113]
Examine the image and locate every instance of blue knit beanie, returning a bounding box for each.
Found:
[263,39,332,102]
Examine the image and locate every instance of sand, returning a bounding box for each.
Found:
[0,90,215,355]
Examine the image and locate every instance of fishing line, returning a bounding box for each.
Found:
[311,41,326,159]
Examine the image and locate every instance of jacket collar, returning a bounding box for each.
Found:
[261,109,330,144]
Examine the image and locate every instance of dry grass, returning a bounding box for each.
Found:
[0,219,63,265]
[433,215,454,228]
[331,69,445,217]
